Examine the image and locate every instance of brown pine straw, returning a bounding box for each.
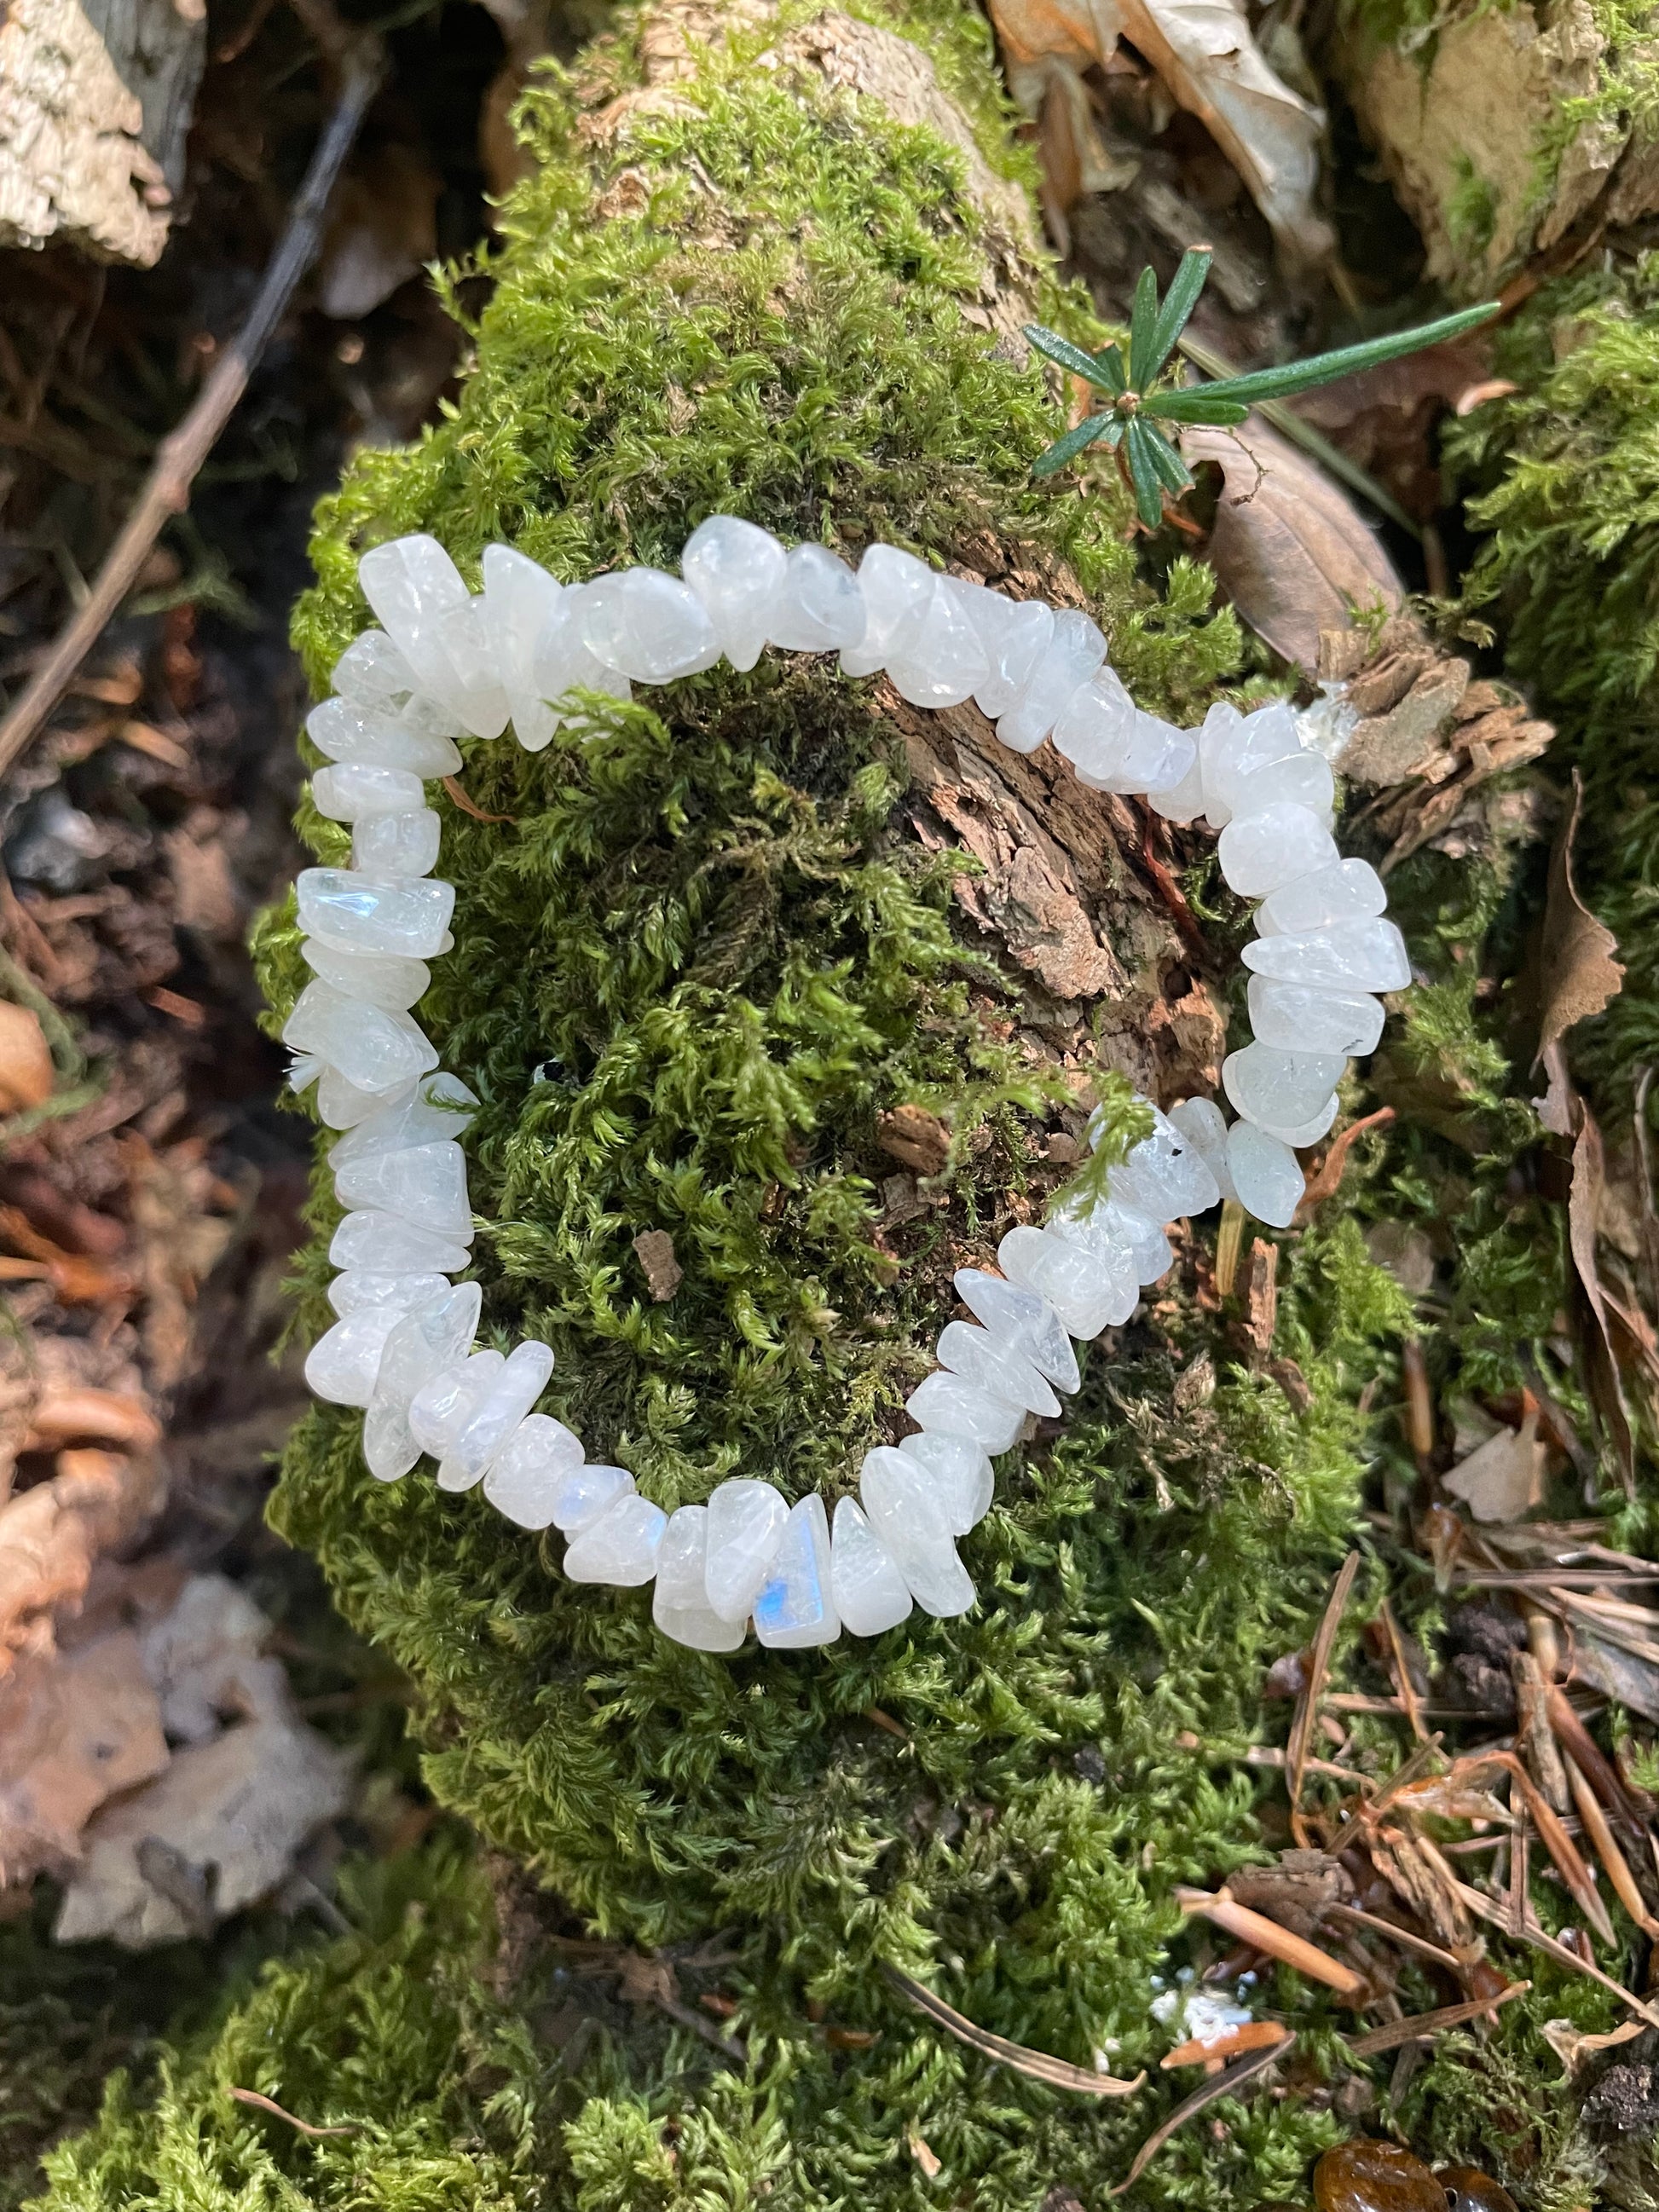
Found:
[1344,1981,1530,2058]
[881,1964,1145,2097]
[1110,2036,1293,2197]
[227,2087,360,2137]
[1454,1880,1659,2028]
[1564,1752,1659,1937]
[1286,1550,1361,1845]
[1173,1886,1367,1999]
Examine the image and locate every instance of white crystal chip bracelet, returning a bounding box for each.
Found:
[291,516,1411,1653]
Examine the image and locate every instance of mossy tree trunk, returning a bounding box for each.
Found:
[42,4,1425,2207]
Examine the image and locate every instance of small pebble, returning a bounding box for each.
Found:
[1313,2139,1448,2212]
[1435,2169,1518,2212]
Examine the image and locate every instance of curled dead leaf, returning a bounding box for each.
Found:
[1442,1406,1548,1523]
[0,1002,54,1113]
[1182,415,1402,672]
[876,1104,952,1176]
[1538,771,1623,1061]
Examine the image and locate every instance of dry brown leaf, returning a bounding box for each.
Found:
[1289,339,1494,523]
[317,142,440,321]
[1442,1407,1548,1523]
[0,1447,162,1673]
[1539,771,1623,1060]
[1540,2013,1647,2076]
[0,1002,54,1113]
[1182,416,1402,671]
[876,1104,952,1176]
[0,1632,168,1884]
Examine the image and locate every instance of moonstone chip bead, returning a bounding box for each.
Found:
[1259,1091,1340,1146]
[297,869,454,958]
[754,1494,839,1647]
[840,544,934,676]
[1248,973,1385,1057]
[654,1505,746,1651]
[546,1456,632,1533]
[363,1285,483,1481]
[332,629,418,710]
[972,595,1053,718]
[1165,1097,1236,1202]
[429,598,512,740]
[1226,1121,1304,1229]
[905,1371,1026,1455]
[579,568,722,682]
[935,1320,1060,1417]
[1242,916,1412,992]
[952,1268,1079,1392]
[1072,711,1194,799]
[887,580,991,707]
[408,1349,504,1460]
[1224,1042,1346,1130]
[1217,802,1339,898]
[1051,667,1136,781]
[283,985,437,1098]
[303,939,431,1014]
[683,516,788,672]
[306,697,462,778]
[438,1339,555,1490]
[997,1224,1136,1337]
[318,1066,387,1128]
[530,589,633,719]
[328,1268,451,1318]
[1199,700,1301,826]
[311,762,427,823]
[1091,1199,1176,1286]
[481,1414,585,1528]
[767,543,866,651]
[703,1478,789,1622]
[1227,748,1336,826]
[898,1429,992,1533]
[830,1498,913,1636]
[330,1072,476,1166]
[305,1306,402,1407]
[996,609,1106,754]
[355,809,442,881]
[357,534,473,715]
[1113,1128,1222,1222]
[564,1493,668,1585]
[860,1448,974,1617]
[1258,858,1385,938]
[1147,747,1206,824]
[332,1210,471,1273]
[482,543,564,752]
[333,1139,472,1237]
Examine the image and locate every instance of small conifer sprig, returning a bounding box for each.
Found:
[1026,249,1500,528]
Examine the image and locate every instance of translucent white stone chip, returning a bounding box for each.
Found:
[841,544,935,677]
[934,1320,1060,1416]
[531,588,633,722]
[995,609,1105,754]
[329,1073,477,1167]
[282,984,437,1098]
[304,1306,402,1407]
[327,1268,450,1318]
[1147,748,1206,824]
[1165,1097,1236,1202]
[297,869,455,959]
[1108,1129,1221,1222]
[830,1497,913,1637]
[481,543,564,752]
[333,1139,472,1237]
[1226,748,1336,825]
[1227,1121,1304,1229]
[429,598,512,740]
[1257,1091,1340,1146]
[546,1457,632,1534]
[951,1268,1079,1392]
[860,1448,975,1618]
[767,544,866,651]
[408,1349,504,1459]
[904,1371,1026,1455]
[1217,802,1339,898]
[438,1339,555,1489]
[1242,917,1412,992]
[683,516,788,673]
[1078,711,1194,799]
[356,534,473,716]
[703,1478,789,1623]
[972,596,1053,719]
[578,568,722,682]
[354,810,442,881]
[997,1224,1136,1337]
[306,696,461,778]
[1223,1042,1346,1132]
[654,1505,746,1651]
[332,629,417,712]
[754,1494,840,1647]
[1258,858,1385,938]
[1247,974,1384,1057]
[303,939,431,1014]
[1051,668,1136,782]
[564,1493,668,1585]
[887,580,991,707]
[1199,700,1301,827]
[331,1210,471,1273]
[483,1414,586,1528]
[362,1285,483,1481]
[317,1066,382,1129]
[897,1429,993,1533]
[312,763,427,823]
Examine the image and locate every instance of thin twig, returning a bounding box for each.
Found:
[1287,1551,1361,1844]
[228,2087,361,2137]
[882,1965,1144,2096]
[1455,1879,1659,2027]
[1110,2036,1292,2197]
[1378,1596,1428,1744]
[1323,1902,1469,1976]
[1175,1886,1367,1998]
[1345,1982,1529,2057]
[0,39,384,781]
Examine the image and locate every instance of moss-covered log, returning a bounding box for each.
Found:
[31,3,1608,2208]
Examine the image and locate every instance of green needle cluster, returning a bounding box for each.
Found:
[1026,248,1500,528]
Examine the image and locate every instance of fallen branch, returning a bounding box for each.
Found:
[1110,2036,1292,2196]
[882,1964,1145,2096]
[0,38,384,783]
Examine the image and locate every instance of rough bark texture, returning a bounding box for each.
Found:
[0,0,204,265]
